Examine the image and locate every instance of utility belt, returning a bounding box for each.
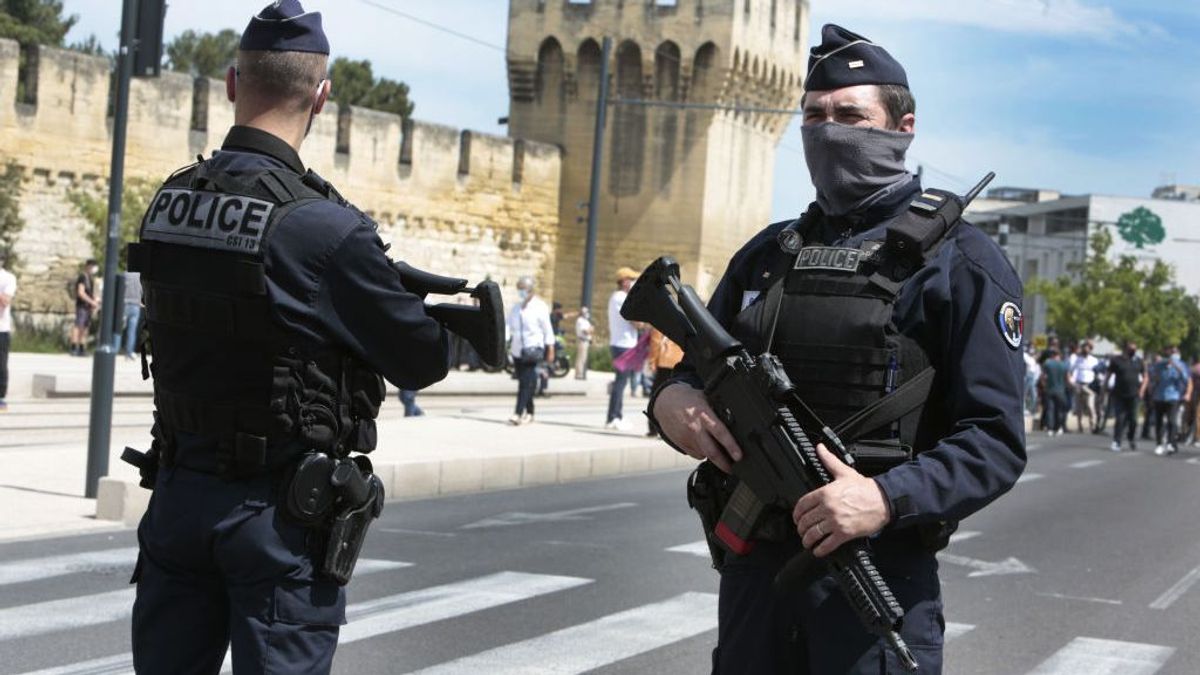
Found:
[686,446,954,571]
[121,441,384,587]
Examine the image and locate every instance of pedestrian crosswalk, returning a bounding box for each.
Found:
[0,544,1186,674]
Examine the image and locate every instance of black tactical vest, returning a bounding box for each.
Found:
[732,189,964,475]
[127,160,385,478]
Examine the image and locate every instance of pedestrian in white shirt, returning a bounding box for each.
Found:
[574,306,593,380]
[506,276,555,425]
[0,251,15,411]
[606,267,640,429]
[1070,341,1099,433]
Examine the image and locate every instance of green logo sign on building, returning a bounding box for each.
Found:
[1116,206,1165,249]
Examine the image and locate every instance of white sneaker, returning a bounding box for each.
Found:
[1110,442,1121,453]
[508,414,522,426]
[1154,445,1166,456]
[520,413,534,425]
[606,418,629,431]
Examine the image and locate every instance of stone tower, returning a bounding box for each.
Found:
[507,0,809,320]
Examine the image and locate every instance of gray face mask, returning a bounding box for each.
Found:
[801,122,914,217]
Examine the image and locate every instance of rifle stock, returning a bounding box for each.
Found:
[392,261,506,369]
[621,256,919,672]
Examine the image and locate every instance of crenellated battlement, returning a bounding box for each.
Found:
[0,39,563,317]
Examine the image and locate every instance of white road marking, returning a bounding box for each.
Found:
[18,654,133,675]
[947,531,982,545]
[1036,592,1122,605]
[1016,473,1045,484]
[1069,459,1105,469]
[1149,564,1200,610]
[0,559,409,643]
[944,622,976,641]
[666,541,711,557]
[23,571,588,675]
[406,592,718,674]
[938,553,1035,577]
[0,588,134,641]
[1187,457,1200,466]
[379,528,459,538]
[460,503,638,529]
[0,548,137,587]
[1025,444,1042,452]
[1025,637,1174,675]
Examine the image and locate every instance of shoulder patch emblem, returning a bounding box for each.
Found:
[997,302,1023,350]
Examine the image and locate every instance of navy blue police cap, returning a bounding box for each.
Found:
[805,24,907,91]
[240,0,330,55]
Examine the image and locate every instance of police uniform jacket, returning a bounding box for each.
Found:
[672,179,1026,531]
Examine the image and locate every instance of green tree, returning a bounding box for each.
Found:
[1028,227,1199,354]
[0,0,75,46]
[69,179,157,272]
[0,159,23,267]
[329,57,415,119]
[166,29,239,79]
[1115,206,1166,250]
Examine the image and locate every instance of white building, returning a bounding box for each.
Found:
[971,187,1200,338]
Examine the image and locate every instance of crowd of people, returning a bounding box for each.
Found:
[1025,337,1199,456]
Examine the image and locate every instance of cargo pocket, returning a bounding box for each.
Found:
[272,581,346,627]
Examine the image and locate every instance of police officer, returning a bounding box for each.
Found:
[127,2,450,672]
[650,25,1026,673]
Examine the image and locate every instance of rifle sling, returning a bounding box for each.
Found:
[834,366,937,443]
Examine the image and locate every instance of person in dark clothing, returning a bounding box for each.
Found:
[127,4,451,673]
[1041,348,1069,435]
[1107,341,1146,452]
[648,24,1025,674]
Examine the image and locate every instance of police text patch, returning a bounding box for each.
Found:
[142,189,274,254]
[794,246,863,273]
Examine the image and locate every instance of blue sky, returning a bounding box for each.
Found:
[61,0,1200,220]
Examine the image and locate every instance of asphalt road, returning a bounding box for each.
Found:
[1,430,1198,674]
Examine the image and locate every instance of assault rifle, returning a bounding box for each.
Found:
[621,257,919,672]
[392,261,505,369]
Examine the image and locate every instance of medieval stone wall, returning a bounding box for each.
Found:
[0,40,561,320]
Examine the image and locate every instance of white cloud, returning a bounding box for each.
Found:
[821,0,1163,42]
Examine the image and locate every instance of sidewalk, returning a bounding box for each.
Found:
[4,352,605,399]
[0,352,684,543]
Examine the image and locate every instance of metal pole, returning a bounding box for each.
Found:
[85,0,138,498]
[580,37,611,312]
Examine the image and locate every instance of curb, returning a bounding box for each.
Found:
[94,444,695,526]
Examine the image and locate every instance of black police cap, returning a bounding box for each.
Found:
[805,24,908,92]
[240,0,330,55]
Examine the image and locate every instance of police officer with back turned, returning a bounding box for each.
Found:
[649,25,1026,673]
[125,2,451,672]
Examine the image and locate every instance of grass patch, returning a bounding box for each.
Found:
[9,317,67,353]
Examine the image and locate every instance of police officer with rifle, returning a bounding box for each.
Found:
[120,3,503,672]
[637,24,1026,674]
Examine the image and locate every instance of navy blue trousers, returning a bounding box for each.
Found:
[132,466,345,674]
[713,537,944,674]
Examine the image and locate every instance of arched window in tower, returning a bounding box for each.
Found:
[536,37,565,110]
[692,41,719,102]
[610,40,645,198]
[577,39,602,99]
[655,41,681,101]
[654,41,681,192]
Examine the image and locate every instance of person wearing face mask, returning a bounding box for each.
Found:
[1149,345,1190,456]
[70,258,100,356]
[1106,341,1147,452]
[124,2,451,672]
[648,24,1026,674]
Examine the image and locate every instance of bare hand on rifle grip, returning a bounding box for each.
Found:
[652,383,745,474]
